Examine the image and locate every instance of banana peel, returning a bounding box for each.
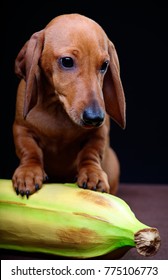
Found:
[0,179,161,259]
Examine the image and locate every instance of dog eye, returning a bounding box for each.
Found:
[60,57,74,68]
[100,61,109,73]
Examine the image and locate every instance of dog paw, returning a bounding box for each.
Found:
[77,167,110,193]
[12,164,48,198]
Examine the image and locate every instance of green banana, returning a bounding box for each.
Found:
[0,179,160,258]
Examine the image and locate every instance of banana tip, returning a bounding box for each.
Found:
[134,228,161,257]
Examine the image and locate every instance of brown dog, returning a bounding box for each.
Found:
[12,13,126,197]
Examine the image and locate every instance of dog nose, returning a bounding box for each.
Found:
[82,106,105,127]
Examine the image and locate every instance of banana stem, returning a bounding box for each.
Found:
[134,228,161,257]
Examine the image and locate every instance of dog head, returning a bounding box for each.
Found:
[15,13,126,129]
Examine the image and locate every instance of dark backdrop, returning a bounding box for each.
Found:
[1,2,168,184]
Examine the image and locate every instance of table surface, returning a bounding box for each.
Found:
[1,184,168,260]
[118,184,168,260]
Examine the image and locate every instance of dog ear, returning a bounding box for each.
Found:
[15,30,44,118]
[103,41,126,129]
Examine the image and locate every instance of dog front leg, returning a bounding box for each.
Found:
[76,128,110,193]
[12,122,47,197]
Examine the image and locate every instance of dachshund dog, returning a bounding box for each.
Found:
[12,13,126,197]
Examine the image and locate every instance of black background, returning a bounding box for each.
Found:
[1,2,168,184]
